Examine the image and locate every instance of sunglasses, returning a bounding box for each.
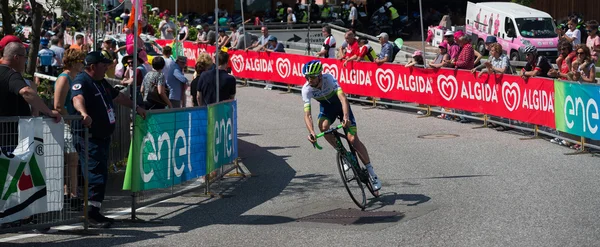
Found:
[305,74,319,80]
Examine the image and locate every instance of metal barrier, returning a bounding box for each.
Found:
[0,116,89,233]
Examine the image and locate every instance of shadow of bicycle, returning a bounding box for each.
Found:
[366,192,431,210]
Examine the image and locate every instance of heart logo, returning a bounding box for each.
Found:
[276,58,291,78]
[230,55,244,73]
[375,68,395,93]
[322,63,339,79]
[437,75,459,101]
[502,81,521,112]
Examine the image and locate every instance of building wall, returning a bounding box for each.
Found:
[531,0,600,22]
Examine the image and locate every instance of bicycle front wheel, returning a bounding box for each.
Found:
[337,152,366,209]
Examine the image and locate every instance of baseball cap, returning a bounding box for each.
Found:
[438,41,448,49]
[176,56,187,63]
[268,36,277,42]
[84,51,113,66]
[444,30,454,37]
[376,32,389,39]
[485,36,497,44]
[0,35,22,51]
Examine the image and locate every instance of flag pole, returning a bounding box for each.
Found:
[131,0,140,221]
[215,0,220,103]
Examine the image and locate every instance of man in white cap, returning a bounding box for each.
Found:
[374,32,393,65]
[444,30,460,60]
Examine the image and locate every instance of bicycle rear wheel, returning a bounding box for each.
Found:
[337,152,366,209]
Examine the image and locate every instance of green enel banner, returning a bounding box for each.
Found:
[206,100,238,173]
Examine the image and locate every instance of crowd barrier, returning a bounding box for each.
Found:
[223,49,600,151]
[0,116,89,233]
[122,100,239,218]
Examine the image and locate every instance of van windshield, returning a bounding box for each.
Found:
[515,18,557,38]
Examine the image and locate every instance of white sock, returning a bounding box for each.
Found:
[365,163,377,177]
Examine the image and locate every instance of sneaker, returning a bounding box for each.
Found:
[370,175,381,191]
[417,110,425,115]
[550,138,561,144]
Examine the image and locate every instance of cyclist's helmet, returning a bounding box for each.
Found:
[303,60,323,76]
[523,45,537,55]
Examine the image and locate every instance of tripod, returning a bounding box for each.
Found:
[305,4,313,56]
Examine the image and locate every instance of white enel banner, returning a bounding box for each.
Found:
[0,118,64,224]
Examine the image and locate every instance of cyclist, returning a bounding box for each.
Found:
[302,60,381,191]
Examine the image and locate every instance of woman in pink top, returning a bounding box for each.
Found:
[585,20,600,63]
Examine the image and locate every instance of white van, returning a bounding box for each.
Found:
[465,1,559,61]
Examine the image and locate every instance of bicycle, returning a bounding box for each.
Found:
[311,120,379,210]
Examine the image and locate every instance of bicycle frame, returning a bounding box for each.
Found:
[312,124,359,169]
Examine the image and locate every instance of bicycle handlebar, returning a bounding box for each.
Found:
[311,124,356,150]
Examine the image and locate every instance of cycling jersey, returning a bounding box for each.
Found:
[38,48,55,66]
[302,73,356,128]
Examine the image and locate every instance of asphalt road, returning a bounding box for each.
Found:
[3,84,600,247]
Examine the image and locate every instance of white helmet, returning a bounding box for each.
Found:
[385,2,392,8]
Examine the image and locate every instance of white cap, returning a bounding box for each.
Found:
[376,32,389,39]
[444,30,455,36]
[385,2,392,8]
[196,25,202,30]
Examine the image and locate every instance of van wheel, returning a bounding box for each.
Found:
[477,39,488,56]
[510,51,520,62]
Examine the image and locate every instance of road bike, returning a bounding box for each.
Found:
[311,121,379,210]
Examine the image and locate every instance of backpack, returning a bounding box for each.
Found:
[390,42,400,60]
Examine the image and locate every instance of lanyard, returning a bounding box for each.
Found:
[91,82,112,111]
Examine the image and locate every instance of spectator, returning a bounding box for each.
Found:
[101,38,117,78]
[341,31,359,67]
[214,29,227,48]
[177,19,189,42]
[247,26,273,51]
[449,34,475,70]
[521,45,552,79]
[338,29,357,58]
[568,45,596,83]
[43,13,53,30]
[317,26,336,59]
[287,7,297,25]
[196,51,236,106]
[234,27,257,50]
[141,18,156,36]
[196,23,216,45]
[356,37,377,62]
[549,41,575,80]
[70,34,84,50]
[374,32,393,65]
[119,55,147,106]
[158,13,176,40]
[71,51,146,228]
[562,18,581,46]
[227,23,239,48]
[473,36,496,65]
[309,0,320,23]
[37,38,57,76]
[0,37,61,152]
[141,57,172,109]
[348,2,359,29]
[585,20,600,63]
[166,56,189,108]
[472,43,510,78]
[49,36,65,69]
[191,53,214,106]
[218,4,229,18]
[320,2,331,22]
[405,50,425,67]
[264,36,285,53]
[443,31,460,60]
[53,49,85,207]
[429,41,451,68]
